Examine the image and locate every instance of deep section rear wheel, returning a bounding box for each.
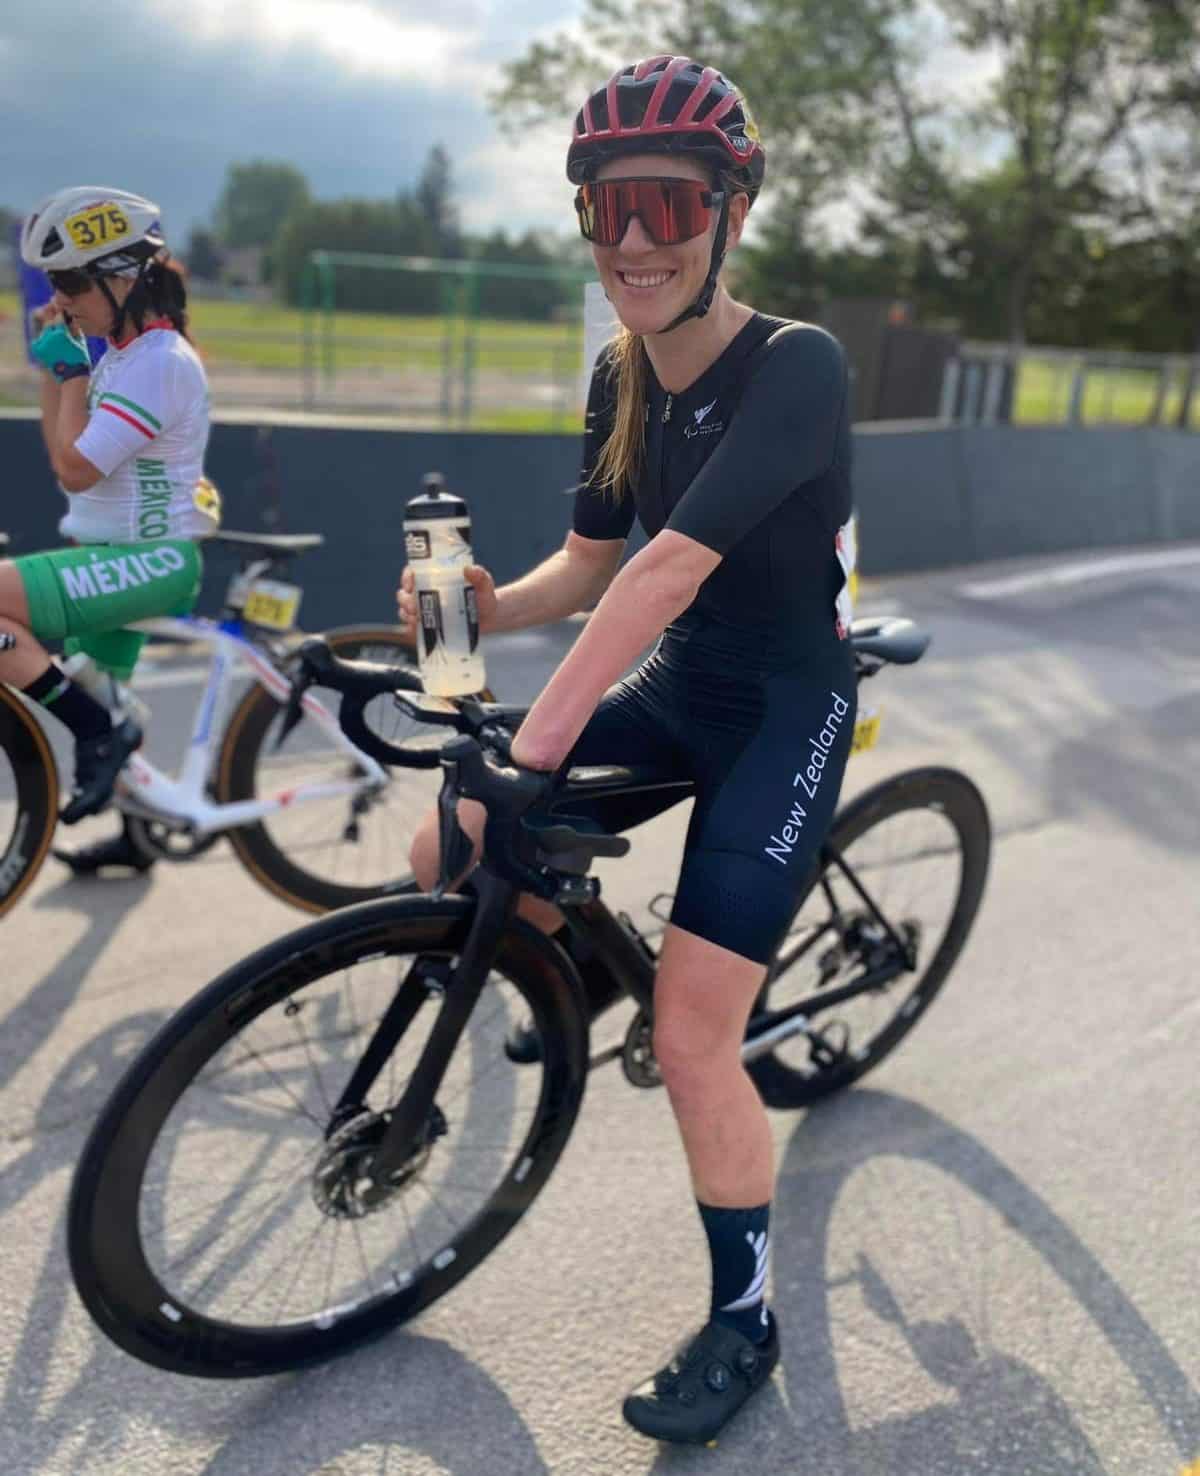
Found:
[218,625,459,912]
[748,768,990,1108]
[0,685,59,919]
[67,895,587,1376]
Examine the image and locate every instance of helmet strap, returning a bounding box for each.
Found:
[106,259,151,344]
[659,195,730,335]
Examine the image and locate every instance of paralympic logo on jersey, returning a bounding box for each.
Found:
[763,690,851,866]
[684,398,724,439]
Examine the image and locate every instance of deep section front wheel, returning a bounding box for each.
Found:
[67,895,588,1376]
[748,767,990,1109]
[0,685,59,920]
[218,625,455,912]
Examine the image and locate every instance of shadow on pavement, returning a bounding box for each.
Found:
[195,1332,551,1476]
[760,1089,1199,1474]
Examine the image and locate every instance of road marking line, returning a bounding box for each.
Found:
[960,547,1200,600]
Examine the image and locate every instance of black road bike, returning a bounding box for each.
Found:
[67,618,990,1377]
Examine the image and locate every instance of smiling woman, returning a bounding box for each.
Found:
[400,53,859,1451]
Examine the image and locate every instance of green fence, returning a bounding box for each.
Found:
[0,258,597,428]
[297,252,595,428]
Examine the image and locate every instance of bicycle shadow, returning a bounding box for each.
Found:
[0,968,534,1474]
[646,1089,1199,1476]
[193,1332,551,1476]
[0,870,150,1101]
[0,1011,168,1469]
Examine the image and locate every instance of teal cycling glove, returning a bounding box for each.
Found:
[31,323,91,383]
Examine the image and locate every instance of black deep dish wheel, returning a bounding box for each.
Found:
[748,768,990,1109]
[67,896,587,1377]
[0,686,59,920]
[218,625,476,913]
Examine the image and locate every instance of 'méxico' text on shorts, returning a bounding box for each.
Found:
[59,546,187,602]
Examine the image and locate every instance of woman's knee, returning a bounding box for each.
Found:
[408,797,487,891]
[652,991,742,1089]
[0,564,32,627]
[409,813,442,890]
[651,937,764,1088]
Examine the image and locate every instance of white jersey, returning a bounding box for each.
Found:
[66,325,217,544]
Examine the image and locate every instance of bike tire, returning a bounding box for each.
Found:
[748,767,990,1109]
[0,685,59,920]
[67,893,588,1377]
[218,625,453,913]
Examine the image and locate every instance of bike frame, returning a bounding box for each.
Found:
[112,614,389,836]
[349,818,907,1205]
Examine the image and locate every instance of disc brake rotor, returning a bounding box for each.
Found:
[311,1105,447,1219]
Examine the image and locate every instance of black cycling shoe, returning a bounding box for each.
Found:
[60,719,143,826]
[622,1312,780,1446]
[504,960,625,1064]
[53,819,156,875]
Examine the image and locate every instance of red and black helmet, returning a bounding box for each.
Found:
[567,56,765,206]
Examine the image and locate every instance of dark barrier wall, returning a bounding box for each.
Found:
[3,411,1199,626]
[2,415,581,629]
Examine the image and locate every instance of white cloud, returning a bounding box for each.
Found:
[143,0,490,83]
[459,128,575,236]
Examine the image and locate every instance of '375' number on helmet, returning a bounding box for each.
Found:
[63,204,132,250]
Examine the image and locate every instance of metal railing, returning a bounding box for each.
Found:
[942,342,1200,429]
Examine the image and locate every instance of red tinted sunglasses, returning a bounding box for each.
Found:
[575,178,724,247]
[48,268,97,298]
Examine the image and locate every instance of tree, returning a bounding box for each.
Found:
[184,226,224,281]
[472,230,571,320]
[215,161,311,249]
[492,0,1189,344]
[415,144,462,257]
[272,197,440,309]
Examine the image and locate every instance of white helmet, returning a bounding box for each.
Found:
[20,186,165,276]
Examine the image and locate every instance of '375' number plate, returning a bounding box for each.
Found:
[243,579,301,631]
[63,202,132,250]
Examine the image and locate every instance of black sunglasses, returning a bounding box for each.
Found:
[48,268,98,298]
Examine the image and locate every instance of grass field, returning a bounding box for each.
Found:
[0,290,579,372]
[1013,357,1200,429]
[4,288,1196,431]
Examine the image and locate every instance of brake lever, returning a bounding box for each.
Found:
[434,769,476,898]
[276,654,317,750]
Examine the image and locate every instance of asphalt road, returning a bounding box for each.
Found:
[2,545,1199,1476]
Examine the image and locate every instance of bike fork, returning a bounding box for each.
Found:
[357,869,519,1210]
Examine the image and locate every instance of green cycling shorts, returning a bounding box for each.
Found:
[14,540,203,680]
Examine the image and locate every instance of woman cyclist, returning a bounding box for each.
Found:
[401,56,857,1445]
[1,187,218,833]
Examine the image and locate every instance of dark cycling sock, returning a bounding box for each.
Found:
[23,663,112,743]
[698,1201,771,1345]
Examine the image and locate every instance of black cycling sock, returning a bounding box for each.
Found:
[698,1201,771,1344]
[23,664,112,743]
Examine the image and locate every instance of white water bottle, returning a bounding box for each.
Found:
[404,472,487,697]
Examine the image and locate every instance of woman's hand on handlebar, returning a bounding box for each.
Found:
[396,562,500,637]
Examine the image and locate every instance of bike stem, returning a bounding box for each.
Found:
[360,866,519,1207]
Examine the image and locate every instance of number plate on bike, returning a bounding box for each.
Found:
[851,707,882,754]
[243,579,302,631]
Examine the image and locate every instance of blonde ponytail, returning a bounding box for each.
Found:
[590,327,648,499]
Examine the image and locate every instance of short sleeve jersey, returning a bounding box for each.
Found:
[573,315,855,668]
[67,327,216,544]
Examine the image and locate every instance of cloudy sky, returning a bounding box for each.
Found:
[1,0,590,245]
